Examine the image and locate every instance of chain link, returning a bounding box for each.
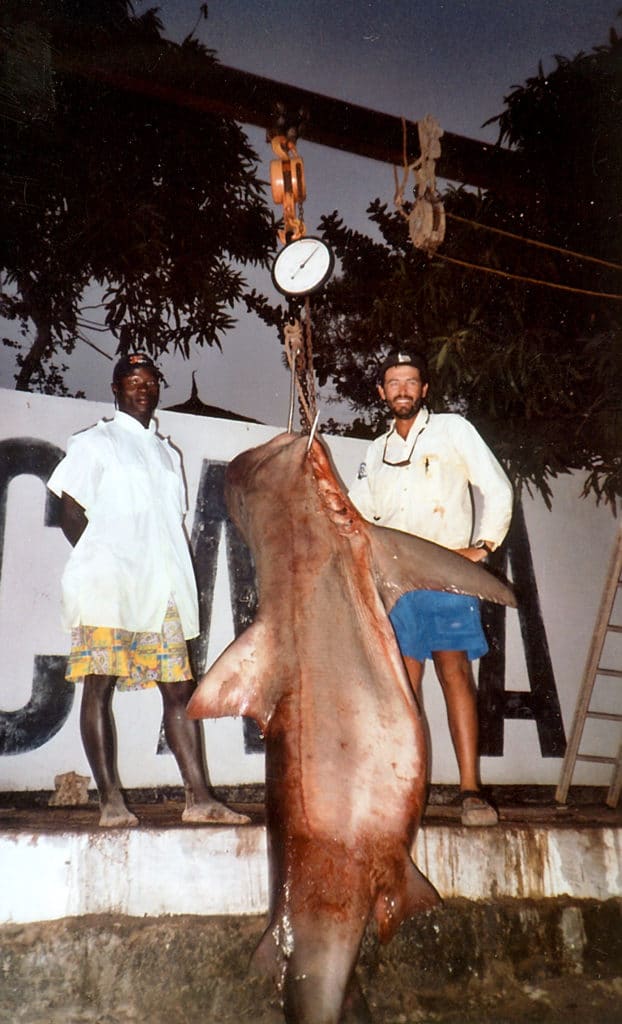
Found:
[283,300,318,433]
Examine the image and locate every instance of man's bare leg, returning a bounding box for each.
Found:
[432,650,497,825]
[405,651,479,783]
[402,655,424,702]
[158,680,250,825]
[80,674,138,827]
[431,650,479,791]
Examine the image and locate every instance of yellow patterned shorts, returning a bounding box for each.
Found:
[66,598,193,691]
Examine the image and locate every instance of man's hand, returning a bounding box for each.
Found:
[60,492,88,547]
[457,544,492,563]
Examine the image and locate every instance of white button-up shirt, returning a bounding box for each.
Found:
[349,408,513,551]
[47,411,199,637]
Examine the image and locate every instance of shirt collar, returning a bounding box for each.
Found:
[388,406,430,444]
[113,410,158,437]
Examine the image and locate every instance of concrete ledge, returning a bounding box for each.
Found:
[1,810,620,924]
[1,825,269,923]
[416,824,622,901]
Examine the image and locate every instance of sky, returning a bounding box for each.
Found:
[2,0,619,425]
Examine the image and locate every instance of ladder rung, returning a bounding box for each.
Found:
[576,753,618,765]
[556,528,622,807]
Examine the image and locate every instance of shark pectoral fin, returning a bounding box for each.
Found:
[374,860,440,944]
[369,523,516,613]
[186,619,279,733]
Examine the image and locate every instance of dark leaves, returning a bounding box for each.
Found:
[1,0,276,391]
[312,79,622,507]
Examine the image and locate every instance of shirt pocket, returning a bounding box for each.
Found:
[418,452,440,481]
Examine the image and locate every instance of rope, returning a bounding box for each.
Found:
[283,310,318,432]
[303,296,318,426]
[434,251,622,301]
[394,115,445,255]
[446,212,622,274]
[393,115,622,297]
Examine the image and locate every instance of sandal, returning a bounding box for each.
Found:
[459,789,498,827]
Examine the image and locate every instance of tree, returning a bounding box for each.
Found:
[0,0,276,393]
[310,18,622,509]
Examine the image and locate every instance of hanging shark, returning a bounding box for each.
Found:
[187,430,516,1023]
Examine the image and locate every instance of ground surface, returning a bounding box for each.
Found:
[1,788,620,1023]
[1,909,621,1024]
[1,784,620,831]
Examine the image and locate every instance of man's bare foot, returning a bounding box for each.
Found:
[99,806,139,827]
[98,793,138,828]
[181,797,250,826]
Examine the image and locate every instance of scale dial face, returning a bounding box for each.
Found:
[271,237,334,297]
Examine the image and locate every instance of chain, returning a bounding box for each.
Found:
[269,128,319,431]
[303,296,317,425]
[283,300,318,433]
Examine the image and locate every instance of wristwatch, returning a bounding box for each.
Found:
[475,541,493,556]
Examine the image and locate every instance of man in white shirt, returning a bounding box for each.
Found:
[349,350,513,825]
[48,352,248,828]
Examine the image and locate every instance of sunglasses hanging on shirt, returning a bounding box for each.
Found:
[381,411,430,467]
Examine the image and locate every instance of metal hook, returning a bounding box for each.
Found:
[287,344,300,433]
[306,410,321,452]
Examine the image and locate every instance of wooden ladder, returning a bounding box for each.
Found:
[556,525,622,808]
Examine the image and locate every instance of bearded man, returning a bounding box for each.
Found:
[349,350,513,825]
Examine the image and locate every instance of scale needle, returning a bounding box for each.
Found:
[290,244,320,279]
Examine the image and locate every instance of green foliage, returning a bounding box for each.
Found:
[0,0,276,391]
[487,24,622,264]
[311,22,622,509]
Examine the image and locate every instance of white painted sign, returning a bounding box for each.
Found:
[0,389,618,791]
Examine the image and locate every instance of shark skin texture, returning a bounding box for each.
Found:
[187,431,516,1024]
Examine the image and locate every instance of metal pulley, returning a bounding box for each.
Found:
[408,192,446,255]
[267,126,330,434]
[270,134,307,243]
[394,114,446,256]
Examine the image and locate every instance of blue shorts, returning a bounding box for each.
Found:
[389,590,488,662]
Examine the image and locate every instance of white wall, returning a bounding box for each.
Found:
[0,389,618,790]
